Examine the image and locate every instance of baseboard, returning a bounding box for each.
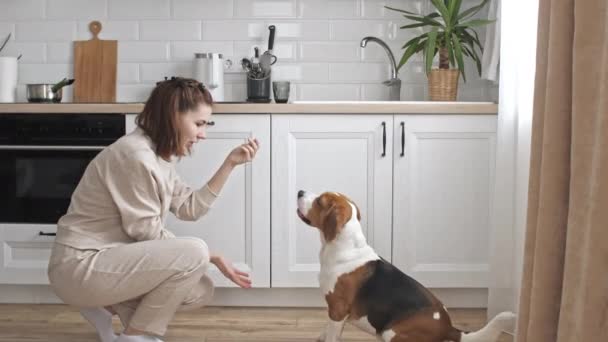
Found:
[0,285,488,308]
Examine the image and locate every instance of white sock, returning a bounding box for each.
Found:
[79,307,117,342]
[115,333,164,342]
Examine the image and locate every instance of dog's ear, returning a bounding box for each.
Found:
[321,203,352,242]
[354,202,361,221]
[321,206,338,242]
[340,194,361,221]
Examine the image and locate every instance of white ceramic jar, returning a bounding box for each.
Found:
[193,53,227,102]
[0,56,18,103]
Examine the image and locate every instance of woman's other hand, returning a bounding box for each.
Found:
[226,138,259,167]
[211,254,252,288]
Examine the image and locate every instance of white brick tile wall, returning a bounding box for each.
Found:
[76,21,139,40]
[0,0,45,21]
[172,0,234,19]
[399,61,427,83]
[117,63,140,83]
[46,42,72,63]
[18,63,72,83]
[364,82,427,102]
[300,42,359,61]
[399,84,426,101]
[330,62,387,82]
[235,0,297,18]
[140,21,201,41]
[457,86,485,102]
[16,87,27,102]
[272,63,328,82]
[117,84,154,102]
[0,23,14,38]
[485,86,499,103]
[108,0,170,19]
[235,41,297,62]
[225,83,247,101]
[298,0,360,19]
[4,43,45,63]
[203,21,266,41]
[361,41,410,62]
[119,42,169,62]
[16,22,77,41]
[361,0,425,19]
[272,21,330,41]
[47,0,107,20]
[331,20,387,41]
[224,71,247,84]
[0,0,496,102]
[139,62,192,82]
[298,84,360,101]
[458,59,490,86]
[361,83,390,101]
[171,41,234,61]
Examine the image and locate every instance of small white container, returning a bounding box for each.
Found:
[193,53,226,102]
[0,56,18,103]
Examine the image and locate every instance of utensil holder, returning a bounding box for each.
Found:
[247,73,271,103]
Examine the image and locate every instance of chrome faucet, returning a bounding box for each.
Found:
[360,36,401,101]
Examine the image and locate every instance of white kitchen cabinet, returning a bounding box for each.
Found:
[271,114,394,287]
[392,115,497,288]
[0,112,494,293]
[126,114,271,288]
[0,225,56,284]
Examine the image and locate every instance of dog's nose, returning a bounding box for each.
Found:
[297,190,305,198]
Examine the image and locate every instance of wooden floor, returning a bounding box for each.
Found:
[0,304,513,341]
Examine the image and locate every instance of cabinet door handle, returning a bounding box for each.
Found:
[38,231,56,236]
[381,121,386,157]
[400,121,405,157]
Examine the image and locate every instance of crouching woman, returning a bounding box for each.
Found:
[48,77,258,342]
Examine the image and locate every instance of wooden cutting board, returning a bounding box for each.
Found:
[73,21,117,103]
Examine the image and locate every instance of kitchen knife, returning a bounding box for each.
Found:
[260,25,277,76]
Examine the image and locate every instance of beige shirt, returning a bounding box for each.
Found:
[55,128,218,250]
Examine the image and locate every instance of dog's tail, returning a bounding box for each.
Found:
[447,311,516,342]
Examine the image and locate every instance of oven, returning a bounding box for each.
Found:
[0,114,125,224]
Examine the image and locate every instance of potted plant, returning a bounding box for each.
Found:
[386,0,493,101]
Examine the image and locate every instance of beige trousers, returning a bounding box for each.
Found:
[48,237,214,336]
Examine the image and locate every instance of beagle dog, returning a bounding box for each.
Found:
[296,190,515,342]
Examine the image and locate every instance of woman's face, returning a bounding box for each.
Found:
[177,103,213,156]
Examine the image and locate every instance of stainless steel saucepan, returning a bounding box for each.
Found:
[26,78,75,103]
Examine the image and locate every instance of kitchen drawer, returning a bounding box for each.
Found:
[0,225,56,284]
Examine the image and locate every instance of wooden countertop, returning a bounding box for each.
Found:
[0,101,497,114]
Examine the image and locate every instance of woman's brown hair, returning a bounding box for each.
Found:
[136,77,213,159]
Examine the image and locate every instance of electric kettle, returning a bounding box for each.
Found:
[193,53,227,101]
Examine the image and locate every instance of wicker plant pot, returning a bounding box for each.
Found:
[428,69,460,101]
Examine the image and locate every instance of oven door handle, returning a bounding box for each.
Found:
[0,145,106,151]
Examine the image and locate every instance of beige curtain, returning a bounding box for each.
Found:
[516,0,608,341]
